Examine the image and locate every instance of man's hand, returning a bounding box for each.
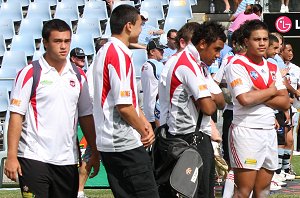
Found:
[141,122,155,148]
[4,157,22,182]
[85,151,100,179]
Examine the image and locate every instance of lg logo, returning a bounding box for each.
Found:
[275,16,292,33]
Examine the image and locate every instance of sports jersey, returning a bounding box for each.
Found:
[141,59,164,122]
[165,48,211,135]
[286,62,300,90]
[9,56,92,165]
[92,37,142,152]
[225,55,286,129]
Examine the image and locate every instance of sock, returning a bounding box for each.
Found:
[283,149,292,173]
[276,148,285,174]
[222,170,234,198]
[77,191,84,197]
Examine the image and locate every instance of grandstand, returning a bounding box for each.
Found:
[1,0,300,190]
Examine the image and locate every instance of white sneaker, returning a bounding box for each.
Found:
[284,172,296,180]
[285,6,289,13]
[280,4,286,13]
[272,174,287,187]
[270,181,282,191]
[274,173,286,182]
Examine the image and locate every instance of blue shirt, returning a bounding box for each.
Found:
[273,54,286,69]
[138,23,159,45]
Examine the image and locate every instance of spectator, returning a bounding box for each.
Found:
[4,19,100,197]
[280,0,290,13]
[223,0,232,13]
[70,47,86,71]
[229,0,255,21]
[162,29,178,62]
[92,5,159,198]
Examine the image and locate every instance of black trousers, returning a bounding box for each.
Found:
[101,146,159,198]
[222,109,233,163]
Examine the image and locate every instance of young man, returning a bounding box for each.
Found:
[4,19,100,198]
[141,39,166,130]
[92,5,159,198]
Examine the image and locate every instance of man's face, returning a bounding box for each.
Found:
[151,48,164,61]
[43,30,71,62]
[70,56,85,68]
[244,29,269,58]
[167,32,177,50]
[129,15,143,44]
[199,38,224,66]
[266,41,279,59]
[282,44,293,62]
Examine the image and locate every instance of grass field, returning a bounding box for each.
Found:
[0,156,299,198]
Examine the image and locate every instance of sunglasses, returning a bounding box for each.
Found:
[75,56,85,60]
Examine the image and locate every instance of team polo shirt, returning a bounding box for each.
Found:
[92,37,142,152]
[225,55,286,129]
[286,62,300,112]
[165,48,211,135]
[9,57,93,165]
[141,59,164,122]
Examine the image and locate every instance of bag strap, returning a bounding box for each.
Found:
[194,111,204,139]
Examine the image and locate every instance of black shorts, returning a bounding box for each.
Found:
[101,146,159,198]
[275,111,291,145]
[18,157,79,198]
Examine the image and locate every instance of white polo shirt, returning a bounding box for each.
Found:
[141,59,164,122]
[9,56,93,165]
[165,48,211,135]
[225,55,286,129]
[93,37,142,152]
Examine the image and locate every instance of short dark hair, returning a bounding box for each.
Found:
[242,20,268,40]
[268,34,279,46]
[191,21,226,47]
[42,19,71,41]
[110,4,140,35]
[175,22,200,50]
[167,29,177,38]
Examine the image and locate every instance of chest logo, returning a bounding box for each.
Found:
[250,71,258,80]
[270,71,276,80]
[70,79,76,87]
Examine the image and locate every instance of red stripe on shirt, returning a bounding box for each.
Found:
[107,44,121,80]
[29,68,41,130]
[22,67,33,88]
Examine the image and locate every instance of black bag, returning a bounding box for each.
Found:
[152,112,204,198]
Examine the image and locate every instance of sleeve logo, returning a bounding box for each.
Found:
[120,91,131,97]
[11,99,21,106]
[230,78,243,88]
[198,85,208,91]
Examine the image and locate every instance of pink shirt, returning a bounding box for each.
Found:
[228,13,260,32]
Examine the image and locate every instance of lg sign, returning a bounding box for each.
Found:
[264,13,300,37]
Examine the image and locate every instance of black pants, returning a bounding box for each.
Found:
[18,157,78,198]
[101,146,159,198]
[222,109,233,163]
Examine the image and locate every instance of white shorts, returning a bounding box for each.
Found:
[229,124,278,171]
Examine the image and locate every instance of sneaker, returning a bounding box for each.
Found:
[285,6,289,13]
[284,172,296,180]
[280,4,286,13]
[273,173,286,182]
[223,9,232,13]
[270,181,282,191]
[77,195,88,198]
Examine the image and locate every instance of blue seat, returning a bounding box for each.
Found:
[102,19,111,39]
[34,0,58,7]
[32,50,45,61]
[76,18,102,39]
[0,19,15,40]
[0,111,10,187]
[131,49,147,78]
[71,33,95,56]
[163,16,187,33]
[0,2,23,22]
[144,0,169,6]
[1,51,27,70]
[10,35,36,57]
[54,2,79,22]
[0,87,9,112]
[82,1,108,22]
[61,0,85,6]
[26,2,52,22]
[167,0,192,20]
[146,17,159,28]
[18,18,43,40]
[0,36,6,57]
[4,0,30,8]
[112,1,135,10]
[0,67,19,91]
[140,1,165,20]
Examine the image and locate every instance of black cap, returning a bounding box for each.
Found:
[146,39,167,52]
[70,47,86,57]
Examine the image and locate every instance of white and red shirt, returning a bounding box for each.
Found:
[165,48,211,135]
[92,37,142,152]
[9,56,92,165]
[225,55,286,129]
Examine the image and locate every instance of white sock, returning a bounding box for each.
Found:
[77,191,84,197]
[223,170,235,198]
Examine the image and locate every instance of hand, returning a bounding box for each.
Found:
[280,67,290,77]
[86,151,100,179]
[4,157,22,182]
[268,81,277,96]
[274,119,280,130]
[141,122,155,148]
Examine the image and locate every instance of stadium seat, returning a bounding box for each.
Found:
[76,18,102,39]
[5,0,30,8]
[146,17,159,28]
[10,35,36,57]
[54,2,80,22]
[26,2,52,22]
[140,1,165,20]
[18,18,43,40]
[144,0,169,6]
[71,33,96,56]
[167,0,192,20]
[0,2,23,22]
[163,16,187,33]
[131,49,147,78]
[0,111,10,188]
[189,0,197,6]
[34,0,58,7]
[112,1,135,10]
[0,19,15,40]
[0,36,6,57]
[0,67,18,91]
[1,51,27,70]
[82,1,109,22]
[32,50,45,61]
[102,19,111,39]
[0,87,9,113]
[61,0,85,7]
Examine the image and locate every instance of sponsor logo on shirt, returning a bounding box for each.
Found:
[120,91,131,97]
[40,80,53,85]
[198,84,208,91]
[11,99,21,106]
[244,158,257,165]
[141,65,148,72]
[230,78,243,88]
[250,71,258,80]
[70,79,75,87]
[270,71,276,80]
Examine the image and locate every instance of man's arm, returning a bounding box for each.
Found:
[4,112,23,181]
[264,89,290,111]
[116,104,155,147]
[195,96,217,116]
[78,115,100,178]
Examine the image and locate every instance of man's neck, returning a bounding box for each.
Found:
[112,34,130,47]
[44,54,67,74]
